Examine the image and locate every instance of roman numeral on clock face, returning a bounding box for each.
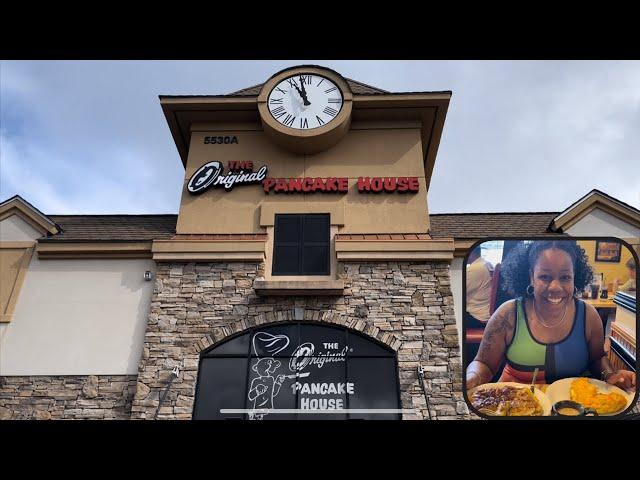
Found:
[324,87,337,94]
[323,107,338,117]
[300,75,312,85]
[300,117,309,129]
[271,106,286,118]
[269,98,283,104]
[275,87,287,95]
[316,115,325,126]
[327,98,341,103]
[283,114,296,127]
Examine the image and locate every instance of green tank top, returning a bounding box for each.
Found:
[505,299,546,369]
[504,297,591,382]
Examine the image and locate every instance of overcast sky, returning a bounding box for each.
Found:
[1,60,639,215]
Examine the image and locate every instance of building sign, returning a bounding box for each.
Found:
[193,323,401,420]
[187,161,267,194]
[187,161,419,195]
[263,177,349,193]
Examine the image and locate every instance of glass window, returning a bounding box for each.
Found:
[193,358,249,420]
[272,214,329,275]
[194,323,400,420]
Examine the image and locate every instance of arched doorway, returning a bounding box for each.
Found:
[193,322,401,420]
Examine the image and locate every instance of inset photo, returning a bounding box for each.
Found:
[463,238,638,418]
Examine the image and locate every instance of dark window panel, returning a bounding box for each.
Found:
[273,245,300,275]
[347,358,401,420]
[303,214,329,243]
[302,246,329,274]
[203,332,250,357]
[274,215,301,243]
[192,358,248,420]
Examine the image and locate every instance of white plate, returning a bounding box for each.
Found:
[546,377,635,416]
[468,382,551,416]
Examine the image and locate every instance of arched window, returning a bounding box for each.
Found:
[193,322,401,420]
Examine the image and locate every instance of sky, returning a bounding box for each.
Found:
[1,60,639,215]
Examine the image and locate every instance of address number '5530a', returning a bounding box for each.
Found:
[204,136,239,144]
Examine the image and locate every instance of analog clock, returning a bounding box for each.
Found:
[267,74,344,130]
[258,66,353,154]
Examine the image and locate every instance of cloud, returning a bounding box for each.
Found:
[1,60,638,215]
[0,130,75,212]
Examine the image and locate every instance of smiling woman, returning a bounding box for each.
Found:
[465,239,637,398]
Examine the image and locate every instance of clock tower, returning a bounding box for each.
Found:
[132,65,465,420]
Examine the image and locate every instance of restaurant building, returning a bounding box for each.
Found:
[0,66,637,420]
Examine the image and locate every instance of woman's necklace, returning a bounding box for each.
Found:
[533,298,569,329]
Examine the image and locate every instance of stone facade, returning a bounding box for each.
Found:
[0,375,137,420]
[3,256,638,420]
[131,260,473,420]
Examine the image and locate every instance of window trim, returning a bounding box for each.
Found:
[0,243,35,323]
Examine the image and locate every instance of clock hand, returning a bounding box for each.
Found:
[298,75,311,106]
[291,79,303,98]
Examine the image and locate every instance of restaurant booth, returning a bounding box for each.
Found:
[129,65,465,419]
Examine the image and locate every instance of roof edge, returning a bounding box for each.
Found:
[0,195,60,235]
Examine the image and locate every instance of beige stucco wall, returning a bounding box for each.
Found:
[177,126,429,234]
[565,208,640,238]
[0,255,155,375]
[0,215,42,242]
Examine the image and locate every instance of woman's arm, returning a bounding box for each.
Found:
[466,301,516,389]
[585,304,636,390]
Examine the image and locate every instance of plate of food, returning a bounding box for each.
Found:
[546,377,634,416]
[467,382,551,416]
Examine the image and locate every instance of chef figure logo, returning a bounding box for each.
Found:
[248,358,286,420]
[247,332,314,419]
[248,332,289,420]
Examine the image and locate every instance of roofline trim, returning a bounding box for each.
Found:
[551,190,640,231]
[0,195,59,235]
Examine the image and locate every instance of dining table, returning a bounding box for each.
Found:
[583,297,616,309]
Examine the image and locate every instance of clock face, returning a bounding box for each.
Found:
[267,74,344,130]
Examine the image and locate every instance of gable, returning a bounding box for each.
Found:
[551,190,640,233]
[0,196,58,236]
[0,215,44,242]
[564,207,640,237]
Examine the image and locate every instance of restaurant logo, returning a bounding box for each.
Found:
[187,161,267,194]
[188,161,419,195]
[248,332,352,420]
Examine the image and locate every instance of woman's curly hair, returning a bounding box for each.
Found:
[500,240,593,297]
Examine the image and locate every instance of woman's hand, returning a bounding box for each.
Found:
[606,370,636,391]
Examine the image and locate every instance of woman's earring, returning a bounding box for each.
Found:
[574,286,580,297]
[526,285,534,296]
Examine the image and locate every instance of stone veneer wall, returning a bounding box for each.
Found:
[0,375,137,420]
[131,261,473,420]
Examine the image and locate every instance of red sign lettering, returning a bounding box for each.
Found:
[357,177,419,193]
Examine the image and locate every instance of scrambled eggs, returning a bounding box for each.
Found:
[570,378,627,414]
